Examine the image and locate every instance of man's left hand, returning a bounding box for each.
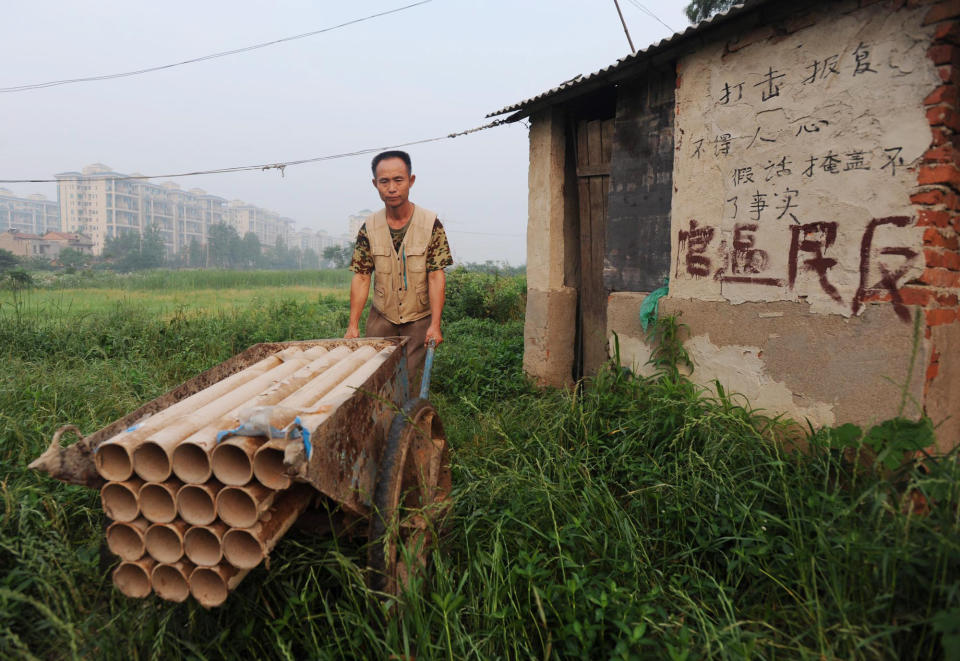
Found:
[425,323,443,347]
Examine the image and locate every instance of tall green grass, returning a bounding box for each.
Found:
[29,268,353,291]
[0,275,957,658]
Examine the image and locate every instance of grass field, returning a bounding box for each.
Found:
[1,286,348,319]
[1,269,958,659]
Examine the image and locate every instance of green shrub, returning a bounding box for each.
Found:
[443,268,525,323]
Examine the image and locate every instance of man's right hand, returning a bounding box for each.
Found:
[345,272,371,340]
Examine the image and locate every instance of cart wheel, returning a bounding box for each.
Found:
[368,398,451,596]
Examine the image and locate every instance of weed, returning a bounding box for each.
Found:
[0,280,957,659]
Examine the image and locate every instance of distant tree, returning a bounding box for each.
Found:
[684,0,736,23]
[102,231,140,271]
[102,226,165,271]
[0,248,18,272]
[301,247,319,270]
[323,243,354,269]
[188,238,205,268]
[57,247,89,270]
[240,232,261,269]
[208,223,240,268]
[5,267,33,290]
[268,237,298,270]
[458,260,526,277]
[138,225,165,269]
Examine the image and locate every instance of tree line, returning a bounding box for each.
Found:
[0,222,354,274]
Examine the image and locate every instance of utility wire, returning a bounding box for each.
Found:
[625,0,675,34]
[0,0,432,94]
[451,230,524,238]
[0,119,510,184]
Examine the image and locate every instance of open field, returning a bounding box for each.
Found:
[1,269,958,659]
[1,285,348,319]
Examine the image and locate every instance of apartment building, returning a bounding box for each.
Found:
[56,164,292,256]
[0,188,60,235]
[290,228,353,255]
[347,209,372,241]
[225,200,294,250]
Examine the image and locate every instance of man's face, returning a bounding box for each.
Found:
[373,157,415,210]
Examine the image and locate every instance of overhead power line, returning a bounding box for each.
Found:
[625,0,676,34]
[0,0,432,94]
[0,119,510,184]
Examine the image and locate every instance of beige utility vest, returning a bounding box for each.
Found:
[367,205,436,325]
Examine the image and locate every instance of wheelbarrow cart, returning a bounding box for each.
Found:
[28,337,451,606]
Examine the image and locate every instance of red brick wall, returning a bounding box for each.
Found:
[912,0,960,406]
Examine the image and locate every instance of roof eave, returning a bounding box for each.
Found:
[487,0,778,122]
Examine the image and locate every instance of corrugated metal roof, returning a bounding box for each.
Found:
[487,0,773,122]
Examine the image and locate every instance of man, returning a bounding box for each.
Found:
[345,150,453,383]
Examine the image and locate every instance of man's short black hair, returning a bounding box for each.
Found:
[371,150,412,176]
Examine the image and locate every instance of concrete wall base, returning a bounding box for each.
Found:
[607,295,932,437]
[524,287,577,388]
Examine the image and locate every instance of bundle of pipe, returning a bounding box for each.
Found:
[94,343,396,607]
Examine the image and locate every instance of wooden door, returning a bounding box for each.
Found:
[576,119,613,377]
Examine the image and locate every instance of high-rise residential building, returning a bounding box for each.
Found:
[290,228,353,255]
[56,164,294,256]
[0,188,61,235]
[347,209,372,241]
[224,200,293,250]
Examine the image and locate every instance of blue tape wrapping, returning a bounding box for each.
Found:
[125,423,142,433]
[293,416,312,460]
[216,422,286,444]
[216,427,240,444]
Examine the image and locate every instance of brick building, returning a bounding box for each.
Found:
[491,0,960,449]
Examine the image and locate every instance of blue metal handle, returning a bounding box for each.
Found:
[419,340,436,400]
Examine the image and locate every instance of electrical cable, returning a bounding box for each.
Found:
[625,0,675,34]
[0,118,511,184]
[0,0,432,94]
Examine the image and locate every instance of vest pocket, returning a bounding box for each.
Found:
[372,253,392,274]
[416,281,428,306]
[373,281,386,308]
[405,253,427,272]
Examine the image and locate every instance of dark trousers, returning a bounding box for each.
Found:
[366,306,432,393]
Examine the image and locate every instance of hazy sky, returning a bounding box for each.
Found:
[2,1,690,265]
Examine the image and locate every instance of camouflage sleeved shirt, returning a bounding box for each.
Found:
[350,218,453,274]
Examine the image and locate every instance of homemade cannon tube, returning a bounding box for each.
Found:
[100,478,144,523]
[105,517,149,561]
[132,347,326,482]
[94,350,296,482]
[183,521,228,566]
[216,484,276,528]
[253,346,396,488]
[140,480,182,523]
[113,557,155,599]
[144,520,190,563]
[252,440,290,490]
[210,436,265,486]
[189,564,249,608]
[222,486,313,569]
[176,481,221,526]
[152,561,195,603]
[174,345,370,485]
